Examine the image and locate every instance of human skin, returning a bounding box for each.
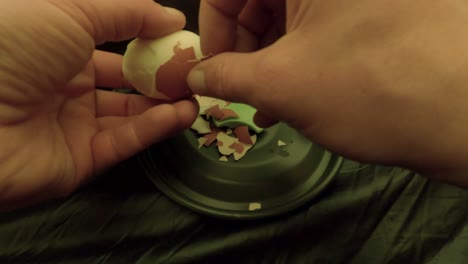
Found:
[0,0,198,211]
[188,0,468,187]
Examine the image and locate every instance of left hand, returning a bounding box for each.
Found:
[0,0,198,211]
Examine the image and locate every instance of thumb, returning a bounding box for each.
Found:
[187,51,267,105]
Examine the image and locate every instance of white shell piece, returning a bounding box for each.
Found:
[191,116,211,134]
[248,203,262,211]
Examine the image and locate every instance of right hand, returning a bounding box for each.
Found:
[188,0,468,187]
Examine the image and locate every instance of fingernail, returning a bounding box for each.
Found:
[163,6,184,17]
[187,69,206,94]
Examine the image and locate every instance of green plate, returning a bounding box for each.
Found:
[138,123,342,220]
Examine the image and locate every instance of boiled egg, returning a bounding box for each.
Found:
[122,30,202,100]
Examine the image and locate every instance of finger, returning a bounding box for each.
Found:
[92,100,198,172]
[97,116,131,130]
[0,186,63,213]
[263,0,287,35]
[96,99,196,129]
[236,0,285,51]
[52,0,186,44]
[95,90,168,117]
[234,26,260,52]
[187,50,270,106]
[92,50,132,89]
[253,110,278,128]
[199,0,248,54]
[65,60,95,97]
[238,0,271,36]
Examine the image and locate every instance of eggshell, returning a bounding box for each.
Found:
[122,30,203,100]
[191,116,211,134]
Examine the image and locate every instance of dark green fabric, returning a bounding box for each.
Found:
[2,1,467,263]
[1,157,467,263]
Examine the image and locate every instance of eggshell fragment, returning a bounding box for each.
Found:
[250,134,258,145]
[191,116,211,134]
[234,126,253,145]
[201,126,222,147]
[155,43,198,99]
[277,140,287,146]
[248,203,262,211]
[212,102,263,133]
[191,95,263,162]
[202,133,217,147]
[197,137,208,149]
[220,109,239,120]
[195,95,228,114]
[229,142,245,154]
[233,135,257,161]
[205,105,224,120]
[122,30,202,100]
[216,132,237,155]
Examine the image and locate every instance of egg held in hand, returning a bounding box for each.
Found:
[122,30,203,100]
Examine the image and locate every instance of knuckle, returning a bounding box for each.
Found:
[124,96,137,116]
[211,57,232,99]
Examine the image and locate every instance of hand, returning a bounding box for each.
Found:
[0,0,198,211]
[188,0,468,186]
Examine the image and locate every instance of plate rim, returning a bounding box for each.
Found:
[139,146,343,220]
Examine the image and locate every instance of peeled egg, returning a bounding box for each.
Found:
[122,30,203,100]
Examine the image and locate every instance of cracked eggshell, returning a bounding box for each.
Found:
[122,30,203,100]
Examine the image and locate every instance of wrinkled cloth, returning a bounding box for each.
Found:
[0,156,467,263]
